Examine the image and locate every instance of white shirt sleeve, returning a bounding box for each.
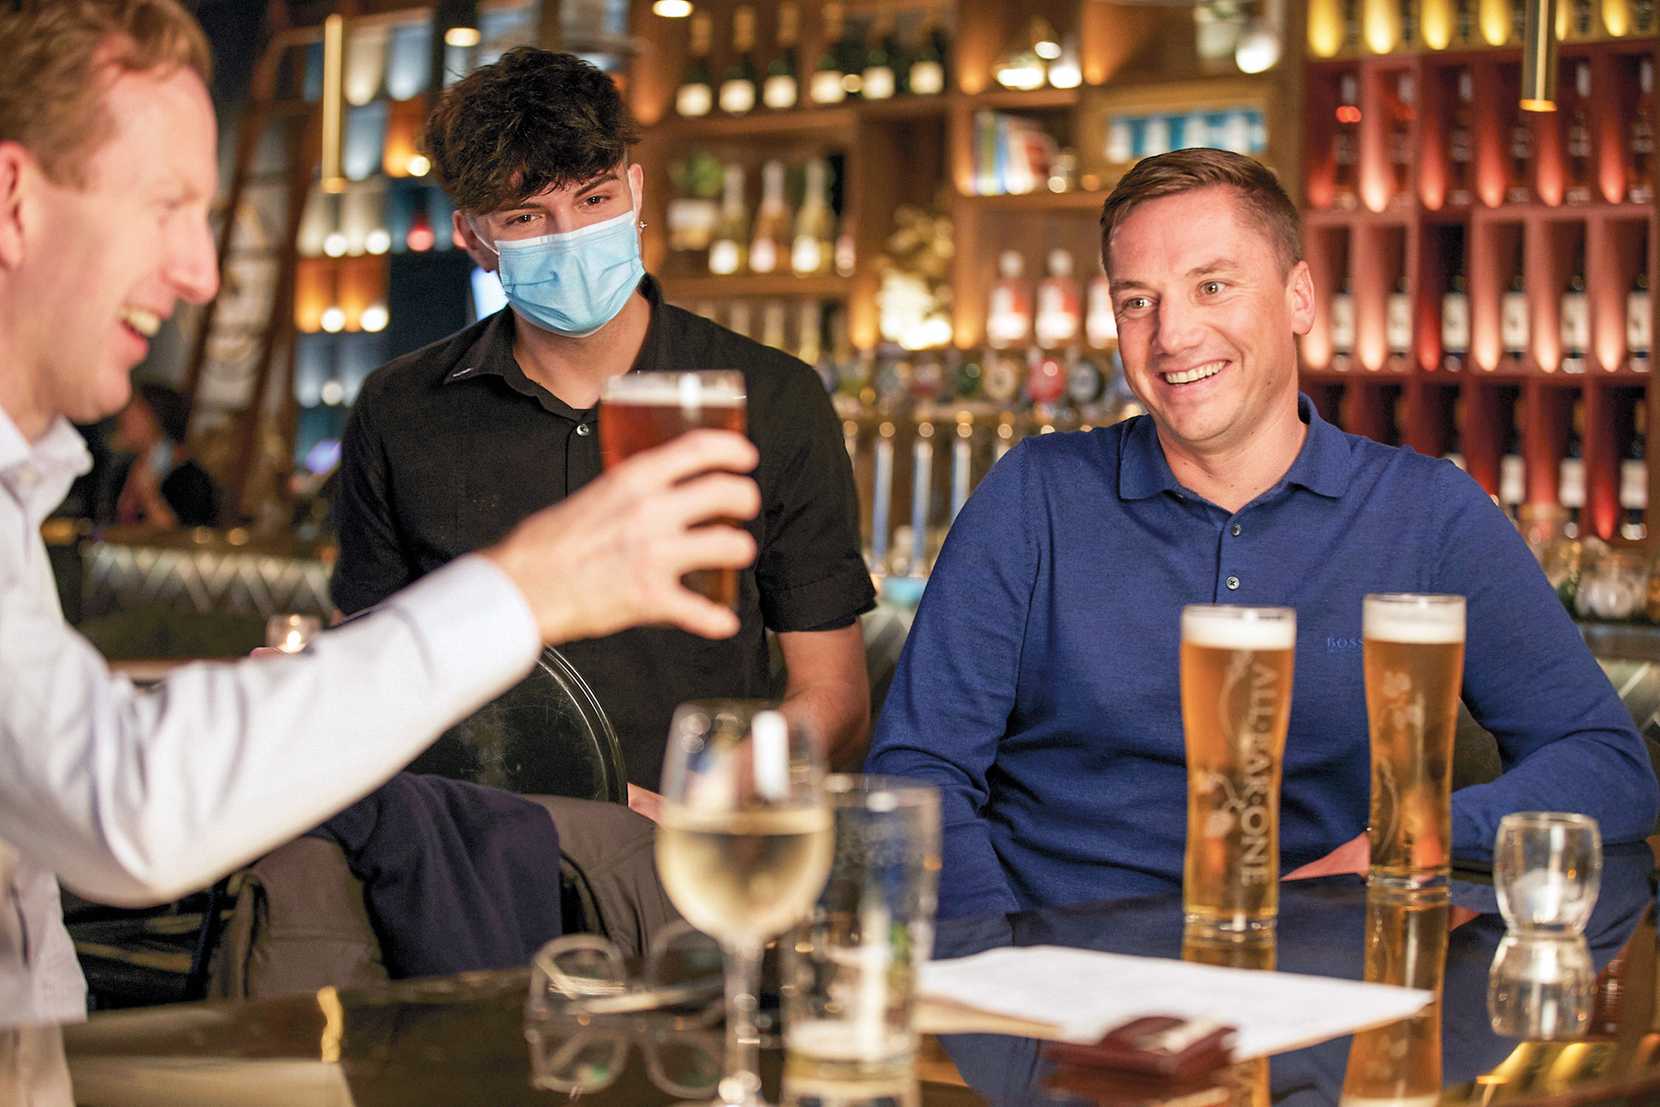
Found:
[0,553,540,906]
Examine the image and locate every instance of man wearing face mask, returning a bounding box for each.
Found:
[331,50,876,806]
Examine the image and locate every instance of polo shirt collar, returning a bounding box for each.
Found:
[1118,393,1351,502]
[440,274,667,407]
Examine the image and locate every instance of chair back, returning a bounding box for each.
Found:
[406,646,627,802]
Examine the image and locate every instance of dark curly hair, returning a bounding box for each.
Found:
[421,48,642,214]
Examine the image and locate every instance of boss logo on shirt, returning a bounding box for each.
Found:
[1326,635,1363,654]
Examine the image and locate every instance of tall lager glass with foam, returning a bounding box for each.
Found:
[1363,594,1466,891]
[1180,605,1297,939]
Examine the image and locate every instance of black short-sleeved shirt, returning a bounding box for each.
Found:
[331,275,876,789]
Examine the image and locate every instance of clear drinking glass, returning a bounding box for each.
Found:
[1494,812,1602,935]
[1179,605,1297,940]
[1363,593,1466,891]
[265,613,322,654]
[1487,933,1596,1039]
[783,776,940,1085]
[656,701,832,1107]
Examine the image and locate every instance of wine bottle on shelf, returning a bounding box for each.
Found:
[718,5,759,116]
[1564,61,1593,205]
[1561,404,1586,539]
[836,15,866,100]
[1442,233,1470,372]
[1570,0,1594,36]
[1501,266,1530,367]
[861,13,899,101]
[1400,0,1418,50]
[748,159,791,276]
[796,299,823,368]
[1621,408,1646,541]
[1560,245,1589,374]
[1085,266,1118,350]
[759,299,788,351]
[1333,74,1361,209]
[1630,59,1654,205]
[1446,69,1475,207]
[791,158,835,276]
[834,213,856,278]
[907,15,947,96]
[762,1,800,111]
[809,3,848,105]
[1499,427,1526,521]
[708,164,748,277]
[1330,274,1356,371]
[1386,272,1413,370]
[675,13,714,118]
[1506,103,1534,204]
[1387,72,1416,208]
[1034,249,1082,350]
[727,299,753,339]
[986,251,1034,351]
[1629,269,1652,372]
[1453,0,1475,43]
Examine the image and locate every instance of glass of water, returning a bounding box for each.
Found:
[1493,812,1602,935]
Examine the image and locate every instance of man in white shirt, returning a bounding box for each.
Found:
[0,0,762,1037]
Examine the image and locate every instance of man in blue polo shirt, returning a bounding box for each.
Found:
[867,148,1659,920]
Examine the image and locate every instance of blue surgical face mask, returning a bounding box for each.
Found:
[476,202,645,339]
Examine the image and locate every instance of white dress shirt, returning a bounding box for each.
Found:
[0,407,540,1026]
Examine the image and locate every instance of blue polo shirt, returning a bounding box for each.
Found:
[868,397,1659,920]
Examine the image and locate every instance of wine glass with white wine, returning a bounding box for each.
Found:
[656,701,833,1107]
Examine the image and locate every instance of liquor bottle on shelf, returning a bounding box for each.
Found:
[675,14,715,118]
[1446,69,1475,207]
[907,15,947,97]
[1386,273,1413,371]
[1564,61,1593,205]
[861,13,899,101]
[718,5,759,116]
[1560,245,1589,374]
[1631,59,1654,205]
[727,299,753,339]
[1629,269,1652,372]
[809,3,848,105]
[1499,429,1526,520]
[1506,101,1534,204]
[796,299,823,367]
[986,251,1034,351]
[1621,408,1646,541]
[760,299,788,351]
[708,164,748,277]
[1442,236,1470,372]
[1085,266,1118,349]
[836,15,867,99]
[1501,266,1530,367]
[1333,74,1361,210]
[791,158,835,276]
[834,214,856,278]
[1034,249,1082,350]
[762,1,801,111]
[748,159,791,276]
[1387,73,1416,208]
[1330,274,1356,371]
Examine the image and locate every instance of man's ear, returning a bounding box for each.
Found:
[0,142,34,271]
[453,210,497,271]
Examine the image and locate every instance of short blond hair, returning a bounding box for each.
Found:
[1100,148,1302,277]
[0,0,211,186]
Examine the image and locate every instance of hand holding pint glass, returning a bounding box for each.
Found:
[601,371,748,609]
[1363,594,1466,891]
[1180,605,1296,940]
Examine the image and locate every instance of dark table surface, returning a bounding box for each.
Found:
[51,844,1660,1106]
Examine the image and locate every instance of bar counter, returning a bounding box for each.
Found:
[44,844,1660,1106]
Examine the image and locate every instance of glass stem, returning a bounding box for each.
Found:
[719,939,765,1106]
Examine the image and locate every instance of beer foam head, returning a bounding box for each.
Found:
[1363,594,1466,643]
[603,371,745,407]
[1181,605,1296,650]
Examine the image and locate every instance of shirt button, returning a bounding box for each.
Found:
[1226,575,1240,591]
[1231,523,1242,537]
[575,423,593,437]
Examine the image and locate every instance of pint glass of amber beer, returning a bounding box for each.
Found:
[1180,605,1297,940]
[599,371,748,607]
[1363,594,1466,891]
